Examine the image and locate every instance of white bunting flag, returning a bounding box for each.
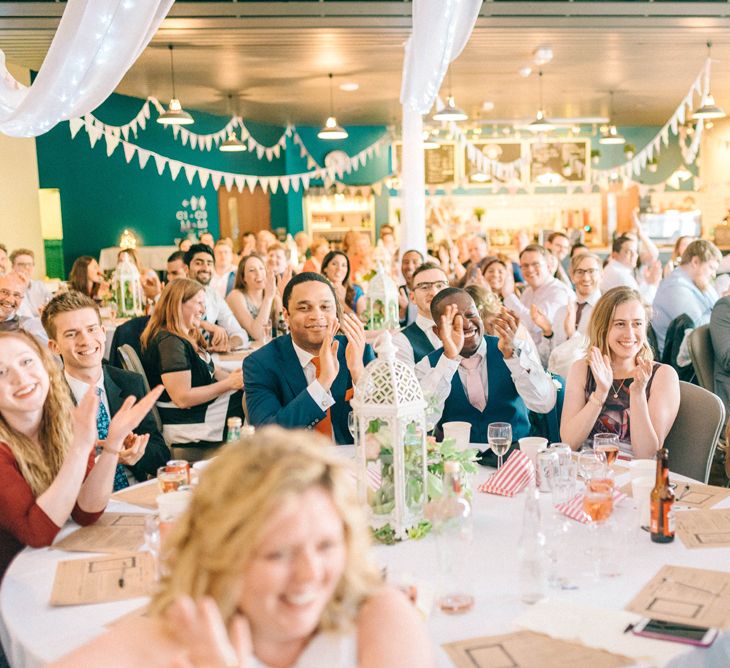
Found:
[245,176,258,192]
[223,174,235,191]
[198,170,210,188]
[122,143,136,163]
[184,164,197,184]
[137,148,151,170]
[211,171,223,190]
[234,176,245,192]
[69,117,83,139]
[154,154,167,175]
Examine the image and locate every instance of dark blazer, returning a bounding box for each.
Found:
[68,366,169,482]
[243,334,374,444]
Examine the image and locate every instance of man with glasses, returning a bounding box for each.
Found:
[0,272,48,343]
[398,249,424,326]
[393,262,448,366]
[503,244,574,344]
[10,248,52,317]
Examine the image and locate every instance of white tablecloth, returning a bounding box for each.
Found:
[99,246,178,272]
[1,463,728,667]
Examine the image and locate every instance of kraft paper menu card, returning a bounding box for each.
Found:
[53,513,146,553]
[673,483,730,510]
[50,552,156,606]
[675,508,730,549]
[443,631,631,668]
[626,565,730,629]
[111,480,159,509]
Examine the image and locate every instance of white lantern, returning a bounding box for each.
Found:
[113,254,144,317]
[364,262,399,331]
[351,332,427,539]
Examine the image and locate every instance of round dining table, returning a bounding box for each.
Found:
[1,453,728,667]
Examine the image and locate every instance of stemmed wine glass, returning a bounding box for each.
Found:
[578,447,608,482]
[487,422,512,469]
[593,433,620,466]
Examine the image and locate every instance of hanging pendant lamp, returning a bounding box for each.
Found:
[599,91,625,145]
[692,42,726,120]
[527,71,554,133]
[318,74,348,140]
[158,45,194,126]
[219,94,246,152]
[432,68,468,122]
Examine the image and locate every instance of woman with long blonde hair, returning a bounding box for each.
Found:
[560,286,680,457]
[0,331,160,581]
[50,427,434,667]
[140,279,244,448]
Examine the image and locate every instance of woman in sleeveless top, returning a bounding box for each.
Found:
[49,428,435,668]
[226,254,279,342]
[561,286,680,458]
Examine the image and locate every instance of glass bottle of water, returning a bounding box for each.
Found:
[518,479,547,604]
[226,417,242,443]
[435,461,475,614]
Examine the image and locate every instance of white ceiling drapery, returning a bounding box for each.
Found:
[399,0,481,253]
[0,0,173,137]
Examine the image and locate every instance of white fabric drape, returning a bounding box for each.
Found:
[398,0,481,254]
[0,0,173,137]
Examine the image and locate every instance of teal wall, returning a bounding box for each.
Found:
[34,91,390,274]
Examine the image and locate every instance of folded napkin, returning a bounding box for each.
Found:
[556,488,627,523]
[478,450,535,497]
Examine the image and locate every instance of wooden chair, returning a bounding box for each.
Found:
[688,324,715,393]
[663,381,725,484]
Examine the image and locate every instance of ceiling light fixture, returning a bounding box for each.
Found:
[219,95,246,152]
[432,68,468,122]
[339,82,359,92]
[527,71,554,133]
[157,45,194,126]
[599,91,625,145]
[692,42,726,120]
[318,73,348,140]
[533,46,553,66]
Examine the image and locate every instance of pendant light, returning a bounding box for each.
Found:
[157,45,194,126]
[599,91,625,145]
[219,94,246,152]
[318,73,348,140]
[692,42,726,120]
[527,71,554,133]
[432,69,468,122]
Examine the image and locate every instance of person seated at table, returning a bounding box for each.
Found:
[600,233,661,305]
[68,255,109,304]
[48,427,435,668]
[140,279,244,448]
[651,239,721,354]
[183,243,248,351]
[241,231,256,257]
[544,231,572,286]
[502,244,575,345]
[321,250,365,316]
[226,254,281,343]
[302,236,330,274]
[210,238,237,298]
[165,250,188,282]
[115,248,162,307]
[244,273,372,444]
[0,272,48,344]
[0,331,161,581]
[199,231,215,249]
[416,288,557,462]
[41,291,169,489]
[398,249,423,327]
[10,248,53,318]
[0,243,9,275]
[560,286,680,458]
[392,262,447,366]
[482,257,510,302]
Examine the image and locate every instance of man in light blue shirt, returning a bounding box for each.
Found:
[652,239,722,353]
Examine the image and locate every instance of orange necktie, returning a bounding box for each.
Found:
[311,356,333,438]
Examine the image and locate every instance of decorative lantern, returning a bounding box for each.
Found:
[351,332,427,539]
[113,254,144,317]
[364,262,399,331]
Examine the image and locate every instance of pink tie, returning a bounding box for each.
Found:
[461,354,486,411]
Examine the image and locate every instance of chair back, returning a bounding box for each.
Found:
[108,316,150,368]
[117,343,164,433]
[663,381,725,484]
[688,324,715,393]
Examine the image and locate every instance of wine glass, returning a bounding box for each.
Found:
[578,448,608,482]
[487,422,512,469]
[593,433,620,466]
[261,319,273,345]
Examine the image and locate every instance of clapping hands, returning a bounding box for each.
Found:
[587,346,613,399]
[438,304,465,360]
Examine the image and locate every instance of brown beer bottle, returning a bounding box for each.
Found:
[650,448,675,543]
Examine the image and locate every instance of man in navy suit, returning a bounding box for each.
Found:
[243,272,373,444]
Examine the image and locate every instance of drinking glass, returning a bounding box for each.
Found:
[261,319,273,345]
[348,412,357,440]
[487,422,512,469]
[144,514,161,580]
[578,448,608,481]
[157,466,187,493]
[593,433,620,465]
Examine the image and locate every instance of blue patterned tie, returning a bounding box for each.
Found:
[96,388,130,491]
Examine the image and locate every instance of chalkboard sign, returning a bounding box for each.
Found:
[529,140,590,183]
[464,141,523,185]
[394,142,456,185]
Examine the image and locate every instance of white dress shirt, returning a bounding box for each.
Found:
[210,270,235,299]
[18,279,52,318]
[415,337,557,425]
[291,340,335,413]
[392,314,442,367]
[600,259,657,304]
[203,285,249,348]
[64,369,109,414]
[504,277,575,343]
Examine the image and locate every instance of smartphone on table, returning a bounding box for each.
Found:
[631,618,718,647]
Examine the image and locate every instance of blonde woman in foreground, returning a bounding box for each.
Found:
[49,427,435,668]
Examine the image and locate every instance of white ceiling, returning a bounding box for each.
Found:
[2,2,730,127]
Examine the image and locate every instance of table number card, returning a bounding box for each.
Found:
[675,508,730,549]
[52,512,147,553]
